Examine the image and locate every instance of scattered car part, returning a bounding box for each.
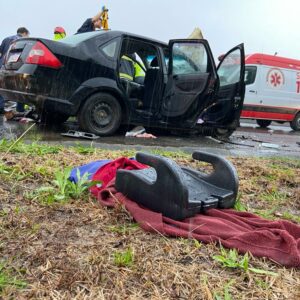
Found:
[261,142,280,149]
[125,126,146,137]
[115,151,239,220]
[61,130,99,140]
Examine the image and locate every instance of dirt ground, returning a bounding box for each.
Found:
[0,142,299,299]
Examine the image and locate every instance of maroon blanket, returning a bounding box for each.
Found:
[92,158,300,268]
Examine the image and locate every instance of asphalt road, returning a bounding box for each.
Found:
[0,115,299,158]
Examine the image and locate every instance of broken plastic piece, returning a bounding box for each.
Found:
[61,130,99,140]
[125,126,146,137]
[115,151,239,220]
[261,142,280,149]
[135,133,157,139]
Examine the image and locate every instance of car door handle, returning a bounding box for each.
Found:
[249,90,257,94]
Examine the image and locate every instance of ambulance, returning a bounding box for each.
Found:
[241,53,300,130]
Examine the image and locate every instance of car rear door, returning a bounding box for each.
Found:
[160,39,217,118]
[203,44,245,127]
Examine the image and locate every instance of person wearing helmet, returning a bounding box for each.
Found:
[53,27,66,41]
[76,9,103,34]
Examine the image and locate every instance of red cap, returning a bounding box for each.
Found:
[54,26,66,34]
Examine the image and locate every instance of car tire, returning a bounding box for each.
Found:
[78,92,122,136]
[213,128,235,139]
[256,119,272,128]
[290,113,300,131]
[40,110,69,125]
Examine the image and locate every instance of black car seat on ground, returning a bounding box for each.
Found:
[115,151,239,220]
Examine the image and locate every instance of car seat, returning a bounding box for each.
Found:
[115,151,239,220]
[143,57,163,110]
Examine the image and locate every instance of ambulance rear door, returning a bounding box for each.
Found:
[242,64,261,115]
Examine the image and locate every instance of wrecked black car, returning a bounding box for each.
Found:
[0,31,245,137]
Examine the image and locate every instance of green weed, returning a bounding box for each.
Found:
[72,143,96,155]
[0,262,26,292]
[213,247,277,276]
[113,248,134,267]
[26,168,101,204]
[193,239,202,249]
[282,211,300,223]
[109,223,139,235]
[0,161,12,175]
[214,280,234,300]
[260,190,289,203]
[234,194,247,212]
[254,207,277,220]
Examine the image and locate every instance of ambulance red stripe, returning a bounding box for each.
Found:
[241,110,295,121]
[245,54,300,71]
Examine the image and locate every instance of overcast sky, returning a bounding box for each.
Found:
[1,0,300,59]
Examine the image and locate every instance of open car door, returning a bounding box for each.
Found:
[161,39,217,119]
[203,44,245,132]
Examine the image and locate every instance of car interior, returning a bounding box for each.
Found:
[118,38,165,113]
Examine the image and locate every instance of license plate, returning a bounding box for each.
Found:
[7,53,21,63]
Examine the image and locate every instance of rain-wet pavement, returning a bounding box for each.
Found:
[0,115,299,158]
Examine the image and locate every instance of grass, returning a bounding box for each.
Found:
[0,263,26,293]
[25,167,101,204]
[0,140,299,299]
[213,247,277,276]
[113,247,134,267]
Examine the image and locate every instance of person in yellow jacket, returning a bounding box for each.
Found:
[119,54,145,84]
[53,27,66,41]
[100,6,109,30]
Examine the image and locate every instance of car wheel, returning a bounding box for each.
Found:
[213,128,235,139]
[290,113,300,131]
[256,119,272,128]
[78,92,122,136]
[40,110,69,125]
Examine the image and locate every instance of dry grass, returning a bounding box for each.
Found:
[0,143,299,299]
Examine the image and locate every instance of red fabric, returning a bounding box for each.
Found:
[92,158,300,268]
[90,157,147,196]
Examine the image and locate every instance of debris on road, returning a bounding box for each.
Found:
[125,126,157,139]
[261,142,280,149]
[61,130,100,140]
[135,133,157,139]
[4,108,38,123]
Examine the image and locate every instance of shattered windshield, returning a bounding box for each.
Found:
[172,43,208,75]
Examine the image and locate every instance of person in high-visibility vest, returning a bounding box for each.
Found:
[53,27,66,41]
[119,54,145,84]
[133,60,145,84]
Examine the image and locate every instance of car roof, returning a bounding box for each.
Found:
[61,30,168,47]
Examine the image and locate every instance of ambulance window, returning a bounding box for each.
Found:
[245,66,257,85]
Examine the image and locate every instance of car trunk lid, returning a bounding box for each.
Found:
[4,39,36,70]
[4,38,63,70]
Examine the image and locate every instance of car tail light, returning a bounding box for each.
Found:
[25,41,62,69]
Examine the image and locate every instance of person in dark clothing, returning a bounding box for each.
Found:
[0,27,29,113]
[77,10,103,34]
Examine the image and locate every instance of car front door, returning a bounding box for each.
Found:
[202,44,245,128]
[160,39,217,120]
